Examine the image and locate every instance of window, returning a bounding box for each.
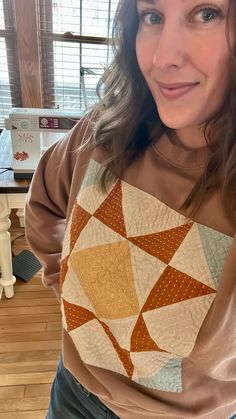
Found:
[0,0,118,129]
[0,0,22,128]
[39,0,119,111]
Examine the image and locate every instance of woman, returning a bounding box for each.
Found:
[25,0,236,418]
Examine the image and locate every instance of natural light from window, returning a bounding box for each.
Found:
[51,0,119,110]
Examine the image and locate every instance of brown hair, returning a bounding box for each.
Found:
[84,0,236,224]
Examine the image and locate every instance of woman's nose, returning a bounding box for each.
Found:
[152,23,188,70]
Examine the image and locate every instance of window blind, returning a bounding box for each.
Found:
[39,0,119,111]
[0,0,22,128]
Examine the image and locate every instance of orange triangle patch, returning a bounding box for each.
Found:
[130,314,164,353]
[70,204,91,252]
[142,265,215,313]
[63,300,95,332]
[100,320,134,378]
[93,180,127,238]
[129,222,193,264]
[60,255,69,288]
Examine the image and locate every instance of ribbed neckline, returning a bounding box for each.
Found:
[152,131,211,171]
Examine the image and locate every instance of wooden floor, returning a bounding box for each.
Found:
[0,211,61,418]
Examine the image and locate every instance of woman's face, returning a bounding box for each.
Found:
[136,0,231,130]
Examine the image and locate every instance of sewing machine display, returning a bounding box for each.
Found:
[5,108,83,179]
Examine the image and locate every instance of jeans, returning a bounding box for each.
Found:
[46,356,120,419]
[46,356,236,419]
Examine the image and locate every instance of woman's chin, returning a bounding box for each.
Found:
[157,112,196,130]
[159,118,188,130]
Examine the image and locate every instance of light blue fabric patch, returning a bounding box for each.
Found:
[197,224,233,289]
[135,357,182,392]
[81,159,103,189]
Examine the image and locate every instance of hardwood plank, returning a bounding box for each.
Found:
[13,277,42,286]
[25,383,52,397]
[0,331,61,344]
[0,395,49,412]
[0,396,50,412]
[46,322,62,331]
[0,306,60,316]
[18,276,42,285]
[0,350,61,364]
[0,299,59,308]
[0,372,55,386]
[0,340,61,353]
[0,411,48,419]
[0,386,25,400]
[14,285,49,292]
[0,360,58,374]
[0,323,47,333]
[11,291,56,300]
[0,314,61,325]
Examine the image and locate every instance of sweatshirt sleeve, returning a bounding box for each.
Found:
[24,124,81,300]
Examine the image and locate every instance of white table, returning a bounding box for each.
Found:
[0,130,30,300]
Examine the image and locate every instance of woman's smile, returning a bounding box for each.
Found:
[157,81,200,100]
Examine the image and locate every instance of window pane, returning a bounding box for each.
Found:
[52,0,81,34]
[42,0,119,111]
[82,0,116,37]
[0,0,5,30]
[53,41,81,109]
[53,41,109,109]
[52,0,118,37]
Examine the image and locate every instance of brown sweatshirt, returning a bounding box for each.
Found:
[25,117,236,419]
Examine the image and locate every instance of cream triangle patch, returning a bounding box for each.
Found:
[70,320,128,376]
[105,315,139,352]
[131,351,174,380]
[77,183,109,215]
[169,223,215,289]
[121,180,189,237]
[143,294,215,357]
[71,216,126,253]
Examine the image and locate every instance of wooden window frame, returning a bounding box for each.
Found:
[1,0,22,107]
[13,0,43,107]
[3,0,115,110]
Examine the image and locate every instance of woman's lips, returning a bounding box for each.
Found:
[158,82,199,100]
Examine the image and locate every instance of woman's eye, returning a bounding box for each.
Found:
[193,7,221,23]
[140,12,162,25]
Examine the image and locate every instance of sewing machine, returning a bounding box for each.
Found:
[5,108,83,179]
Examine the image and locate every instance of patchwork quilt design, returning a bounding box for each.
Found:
[60,159,233,392]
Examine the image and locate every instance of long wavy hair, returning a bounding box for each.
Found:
[83,0,236,224]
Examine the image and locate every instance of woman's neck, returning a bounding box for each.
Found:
[173,126,208,150]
